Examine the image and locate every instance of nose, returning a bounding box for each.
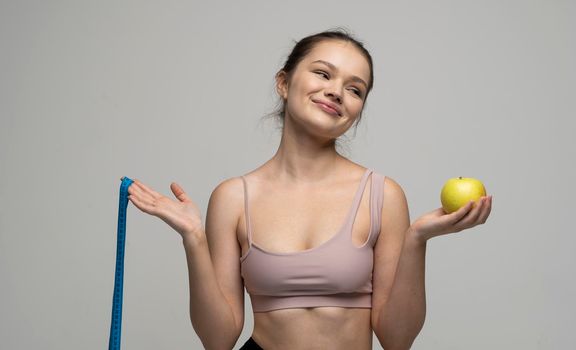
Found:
[325,83,343,104]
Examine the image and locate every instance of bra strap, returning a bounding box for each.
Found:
[348,168,373,226]
[240,176,253,246]
[369,172,385,246]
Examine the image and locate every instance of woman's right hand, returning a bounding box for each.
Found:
[123,177,204,240]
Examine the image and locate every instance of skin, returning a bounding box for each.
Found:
[125,39,493,349]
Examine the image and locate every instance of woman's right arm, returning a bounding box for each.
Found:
[127,178,244,350]
[183,178,245,349]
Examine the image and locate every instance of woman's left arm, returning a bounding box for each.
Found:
[371,177,492,350]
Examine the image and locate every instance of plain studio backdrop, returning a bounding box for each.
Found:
[1,0,574,349]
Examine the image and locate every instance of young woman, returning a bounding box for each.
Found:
[126,30,493,350]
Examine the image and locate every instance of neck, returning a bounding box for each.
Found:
[264,126,345,184]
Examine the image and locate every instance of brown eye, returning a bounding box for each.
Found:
[315,71,329,79]
[349,88,363,98]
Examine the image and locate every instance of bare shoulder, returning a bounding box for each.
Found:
[206,176,245,238]
[382,176,407,203]
[209,176,244,206]
[381,176,410,229]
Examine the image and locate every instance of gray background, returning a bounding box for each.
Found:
[1,0,574,349]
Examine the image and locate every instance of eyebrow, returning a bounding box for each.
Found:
[311,60,368,88]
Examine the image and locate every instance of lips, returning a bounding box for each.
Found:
[313,99,341,116]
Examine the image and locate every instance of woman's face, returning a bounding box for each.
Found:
[277,40,371,140]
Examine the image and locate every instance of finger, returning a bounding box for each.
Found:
[128,180,158,205]
[133,179,162,198]
[127,179,146,197]
[127,194,148,213]
[129,190,164,216]
[170,182,190,202]
[455,198,485,229]
[446,201,474,225]
[477,196,492,224]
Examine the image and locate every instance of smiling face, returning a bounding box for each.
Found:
[276,39,371,140]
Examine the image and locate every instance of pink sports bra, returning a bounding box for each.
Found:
[239,168,385,312]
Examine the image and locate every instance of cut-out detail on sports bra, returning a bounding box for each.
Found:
[240,168,372,257]
[237,169,386,312]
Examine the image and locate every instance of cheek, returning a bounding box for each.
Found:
[295,74,323,92]
[284,92,307,117]
[287,80,318,106]
[350,100,364,115]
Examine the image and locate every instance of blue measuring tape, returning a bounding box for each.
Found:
[109,176,134,350]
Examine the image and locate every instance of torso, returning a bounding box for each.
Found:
[236,163,376,349]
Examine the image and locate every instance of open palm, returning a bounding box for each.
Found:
[123,177,203,239]
[410,196,493,242]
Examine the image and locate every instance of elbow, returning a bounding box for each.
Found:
[379,336,418,350]
[375,317,426,350]
[191,317,243,350]
[198,332,241,350]
[377,332,419,350]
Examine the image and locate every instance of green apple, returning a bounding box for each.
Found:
[440,177,486,214]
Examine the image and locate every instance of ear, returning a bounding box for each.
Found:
[275,70,288,100]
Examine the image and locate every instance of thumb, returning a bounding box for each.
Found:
[170,182,191,202]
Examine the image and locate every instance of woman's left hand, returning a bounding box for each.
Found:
[410,195,493,243]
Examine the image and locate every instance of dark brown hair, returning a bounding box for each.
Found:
[265,28,374,137]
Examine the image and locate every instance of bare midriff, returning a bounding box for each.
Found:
[252,307,373,350]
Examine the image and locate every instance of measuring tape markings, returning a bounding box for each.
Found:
[109,176,134,350]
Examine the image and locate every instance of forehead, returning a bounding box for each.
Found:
[300,40,370,82]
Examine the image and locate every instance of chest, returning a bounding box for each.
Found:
[237,180,373,257]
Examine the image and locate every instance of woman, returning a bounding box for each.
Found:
[126,30,493,350]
